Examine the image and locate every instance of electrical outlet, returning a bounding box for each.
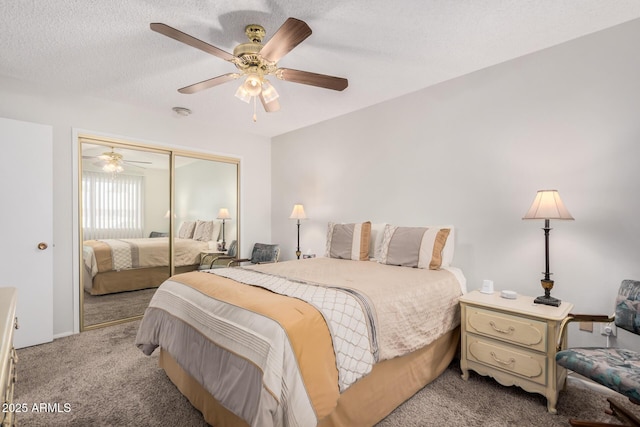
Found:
[600,322,617,337]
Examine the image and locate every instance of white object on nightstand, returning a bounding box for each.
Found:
[480,280,494,294]
[500,290,517,299]
[459,290,573,414]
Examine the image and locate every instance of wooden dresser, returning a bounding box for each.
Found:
[459,290,573,414]
[0,287,18,427]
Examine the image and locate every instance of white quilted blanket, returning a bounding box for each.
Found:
[211,268,376,392]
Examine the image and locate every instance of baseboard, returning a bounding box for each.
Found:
[53,330,76,340]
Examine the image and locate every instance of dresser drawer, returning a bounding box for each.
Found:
[467,337,546,385]
[466,307,547,352]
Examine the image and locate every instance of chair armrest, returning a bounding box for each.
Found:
[227,258,251,267]
[556,313,615,352]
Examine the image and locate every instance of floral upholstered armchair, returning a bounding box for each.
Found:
[556,279,640,427]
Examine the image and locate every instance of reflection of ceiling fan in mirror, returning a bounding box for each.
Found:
[83,148,152,174]
[150,17,348,120]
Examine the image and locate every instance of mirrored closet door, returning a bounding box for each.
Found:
[79,137,239,330]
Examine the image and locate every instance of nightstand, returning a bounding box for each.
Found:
[459,290,573,414]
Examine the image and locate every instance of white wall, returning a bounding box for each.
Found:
[272,19,640,348]
[143,167,171,237]
[0,76,271,338]
[174,159,238,243]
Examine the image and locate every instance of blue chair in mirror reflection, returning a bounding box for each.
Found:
[555,279,640,427]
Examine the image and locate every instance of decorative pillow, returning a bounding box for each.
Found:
[377,225,452,269]
[325,221,372,261]
[193,220,214,242]
[149,231,168,238]
[178,221,196,239]
[368,223,388,260]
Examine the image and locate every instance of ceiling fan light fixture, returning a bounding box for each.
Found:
[234,85,251,103]
[243,73,263,96]
[103,161,124,174]
[261,80,279,104]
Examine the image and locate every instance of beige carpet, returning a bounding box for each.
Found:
[14,320,625,426]
[83,288,156,327]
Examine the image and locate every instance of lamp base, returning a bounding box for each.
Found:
[534,294,561,307]
[533,278,561,306]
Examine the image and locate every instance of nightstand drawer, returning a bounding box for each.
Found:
[466,307,546,352]
[467,337,546,385]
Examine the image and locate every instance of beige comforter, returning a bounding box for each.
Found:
[83,237,208,277]
[247,257,464,360]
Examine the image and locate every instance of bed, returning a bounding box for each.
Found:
[82,237,210,295]
[82,220,222,295]
[136,222,467,426]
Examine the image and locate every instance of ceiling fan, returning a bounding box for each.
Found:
[83,148,152,174]
[150,17,348,119]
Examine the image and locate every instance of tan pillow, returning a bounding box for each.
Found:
[378,225,451,269]
[325,221,372,261]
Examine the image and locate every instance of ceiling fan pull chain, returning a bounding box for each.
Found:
[252,96,258,122]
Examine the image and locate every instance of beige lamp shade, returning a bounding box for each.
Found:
[523,190,574,220]
[217,208,231,220]
[289,204,307,220]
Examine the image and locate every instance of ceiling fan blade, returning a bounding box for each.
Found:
[123,161,147,169]
[260,94,280,112]
[150,23,235,62]
[278,68,348,91]
[178,73,239,94]
[259,18,312,62]
[124,160,152,164]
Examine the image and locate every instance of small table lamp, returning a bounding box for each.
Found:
[523,190,574,306]
[217,208,232,251]
[289,204,307,259]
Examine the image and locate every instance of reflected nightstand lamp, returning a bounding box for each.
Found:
[523,190,574,307]
[289,204,307,259]
[217,208,232,251]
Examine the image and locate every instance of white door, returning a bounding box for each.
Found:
[0,117,53,348]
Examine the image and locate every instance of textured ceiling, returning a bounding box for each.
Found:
[2,1,640,138]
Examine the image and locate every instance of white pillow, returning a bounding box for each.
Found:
[369,223,387,260]
[178,221,196,239]
[193,220,213,241]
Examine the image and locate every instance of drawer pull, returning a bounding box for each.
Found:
[490,351,516,367]
[489,321,515,335]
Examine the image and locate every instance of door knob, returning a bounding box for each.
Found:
[38,242,48,250]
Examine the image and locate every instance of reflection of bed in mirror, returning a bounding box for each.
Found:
[83,220,222,295]
[82,237,205,295]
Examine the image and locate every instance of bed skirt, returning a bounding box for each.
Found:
[159,326,460,427]
[84,265,199,295]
